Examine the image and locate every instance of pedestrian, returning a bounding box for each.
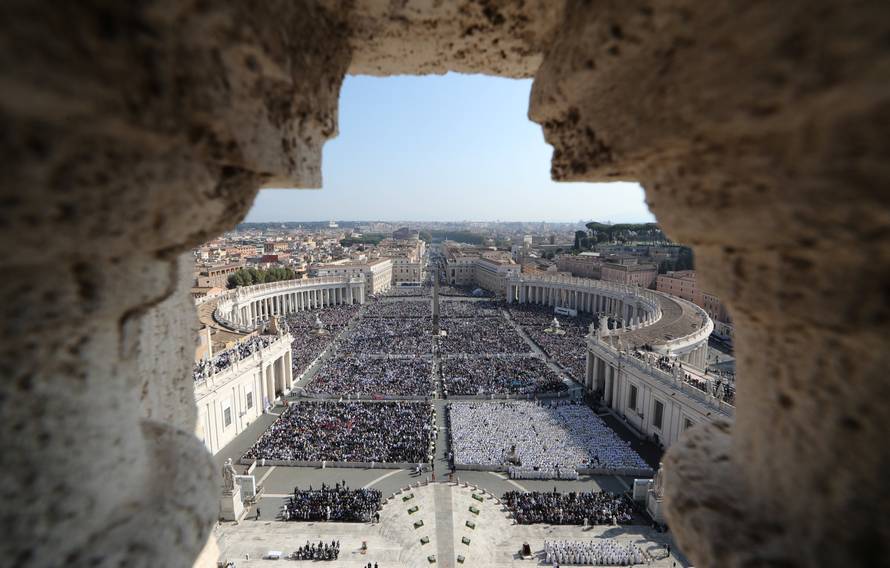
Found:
[256,507,260,519]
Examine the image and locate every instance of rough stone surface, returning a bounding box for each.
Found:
[1,1,888,567]
[530,1,890,566]
[343,0,565,77]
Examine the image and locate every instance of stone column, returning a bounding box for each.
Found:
[603,365,613,408]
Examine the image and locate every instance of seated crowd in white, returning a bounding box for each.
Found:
[449,401,650,473]
[544,539,645,566]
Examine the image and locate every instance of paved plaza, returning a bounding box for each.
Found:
[214,292,688,566]
[217,483,685,567]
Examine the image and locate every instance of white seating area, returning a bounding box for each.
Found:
[449,401,650,473]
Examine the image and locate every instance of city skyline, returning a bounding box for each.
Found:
[246,74,655,224]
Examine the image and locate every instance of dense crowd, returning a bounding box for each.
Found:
[503,490,636,525]
[449,401,650,473]
[193,335,276,382]
[282,482,381,523]
[342,319,433,354]
[438,285,494,297]
[507,304,598,381]
[526,330,588,381]
[286,305,362,377]
[306,355,433,396]
[290,333,336,378]
[438,300,500,318]
[244,401,435,464]
[441,356,566,395]
[381,285,429,297]
[544,539,645,565]
[363,299,431,318]
[289,540,340,561]
[286,304,360,330]
[439,318,531,354]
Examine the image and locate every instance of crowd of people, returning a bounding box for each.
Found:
[439,318,531,354]
[286,304,361,330]
[526,330,588,382]
[282,482,381,522]
[438,300,499,318]
[507,304,597,382]
[289,540,341,561]
[363,299,431,318]
[289,333,336,379]
[306,355,434,396]
[503,490,636,525]
[438,285,493,298]
[193,335,276,383]
[381,285,429,297]
[244,401,435,463]
[286,305,362,378]
[544,539,645,565]
[449,401,650,473]
[441,356,566,395]
[342,318,433,354]
[639,352,736,405]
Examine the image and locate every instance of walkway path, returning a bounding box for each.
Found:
[433,484,456,567]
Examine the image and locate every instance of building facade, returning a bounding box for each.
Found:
[194,333,293,455]
[601,261,658,289]
[195,262,244,288]
[556,253,604,279]
[311,258,393,295]
[444,245,520,294]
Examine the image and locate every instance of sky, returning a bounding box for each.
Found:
[245,74,655,224]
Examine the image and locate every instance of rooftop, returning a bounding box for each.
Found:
[606,293,707,349]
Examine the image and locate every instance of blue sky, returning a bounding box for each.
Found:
[246,74,655,223]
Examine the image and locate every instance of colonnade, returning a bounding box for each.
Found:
[507,278,658,328]
[215,277,366,329]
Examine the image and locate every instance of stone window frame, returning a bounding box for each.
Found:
[652,398,665,431]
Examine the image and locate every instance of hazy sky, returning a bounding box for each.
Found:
[245,74,655,223]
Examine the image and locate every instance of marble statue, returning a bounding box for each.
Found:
[653,463,665,497]
[551,317,561,330]
[222,458,237,493]
[598,315,609,337]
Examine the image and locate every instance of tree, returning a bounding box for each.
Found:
[573,230,587,250]
[675,246,695,270]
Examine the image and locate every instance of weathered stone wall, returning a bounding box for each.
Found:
[530,1,890,566]
[1,1,887,566]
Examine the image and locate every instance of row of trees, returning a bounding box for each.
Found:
[340,233,386,247]
[418,230,485,245]
[574,222,669,249]
[226,267,300,288]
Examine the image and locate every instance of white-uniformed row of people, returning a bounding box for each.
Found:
[544,539,645,566]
